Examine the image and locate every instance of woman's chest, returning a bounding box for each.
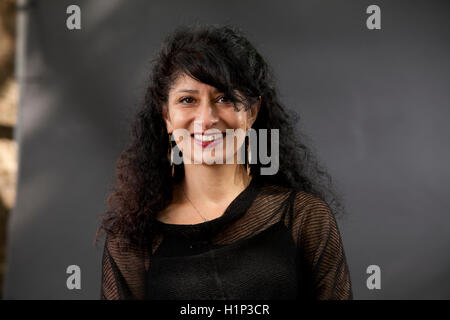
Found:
[145,221,299,300]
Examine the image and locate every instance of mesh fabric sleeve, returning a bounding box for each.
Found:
[291,192,353,300]
[100,233,149,300]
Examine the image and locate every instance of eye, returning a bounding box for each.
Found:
[217,96,232,104]
[179,96,196,104]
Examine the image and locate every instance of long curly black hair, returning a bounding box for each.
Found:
[95,23,343,248]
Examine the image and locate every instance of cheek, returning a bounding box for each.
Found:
[225,110,248,129]
[169,110,190,128]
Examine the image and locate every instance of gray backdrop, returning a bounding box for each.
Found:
[3,0,450,299]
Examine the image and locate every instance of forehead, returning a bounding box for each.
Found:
[169,73,219,94]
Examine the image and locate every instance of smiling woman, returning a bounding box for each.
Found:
[95,23,352,300]
[164,73,260,167]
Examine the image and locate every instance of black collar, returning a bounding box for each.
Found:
[154,177,262,241]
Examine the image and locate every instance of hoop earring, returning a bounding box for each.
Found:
[168,134,174,177]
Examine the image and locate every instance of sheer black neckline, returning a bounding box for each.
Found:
[153,177,261,240]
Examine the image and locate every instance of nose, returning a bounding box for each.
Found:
[195,99,219,131]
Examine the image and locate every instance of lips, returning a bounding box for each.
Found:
[191,132,224,148]
[193,133,223,142]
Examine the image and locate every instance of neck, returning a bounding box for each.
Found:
[181,164,251,205]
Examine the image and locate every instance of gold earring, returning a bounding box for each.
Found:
[168,134,174,177]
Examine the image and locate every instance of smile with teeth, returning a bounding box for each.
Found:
[193,133,223,142]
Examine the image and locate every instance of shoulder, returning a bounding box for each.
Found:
[258,182,334,226]
[104,231,148,261]
[291,191,335,235]
[292,191,333,218]
[258,182,332,214]
[256,182,294,200]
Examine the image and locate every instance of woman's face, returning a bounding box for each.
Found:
[163,73,260,165]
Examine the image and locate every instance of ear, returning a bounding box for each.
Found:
[162,104,173,133]
[247,96,261,129]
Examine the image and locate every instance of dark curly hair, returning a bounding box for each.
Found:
[95,23,343,248]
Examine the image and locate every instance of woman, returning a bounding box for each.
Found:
[96,23,353,300]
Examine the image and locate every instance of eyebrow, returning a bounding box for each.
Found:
[175,89,220,94]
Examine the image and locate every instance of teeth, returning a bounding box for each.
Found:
[194,133,222,142]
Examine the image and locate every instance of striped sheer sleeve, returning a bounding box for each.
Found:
[292,192,353,300]
[100,233,148,300]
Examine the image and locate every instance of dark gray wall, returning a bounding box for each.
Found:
[3,0,450,299]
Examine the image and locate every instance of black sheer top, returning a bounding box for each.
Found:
[100,178,353,300]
